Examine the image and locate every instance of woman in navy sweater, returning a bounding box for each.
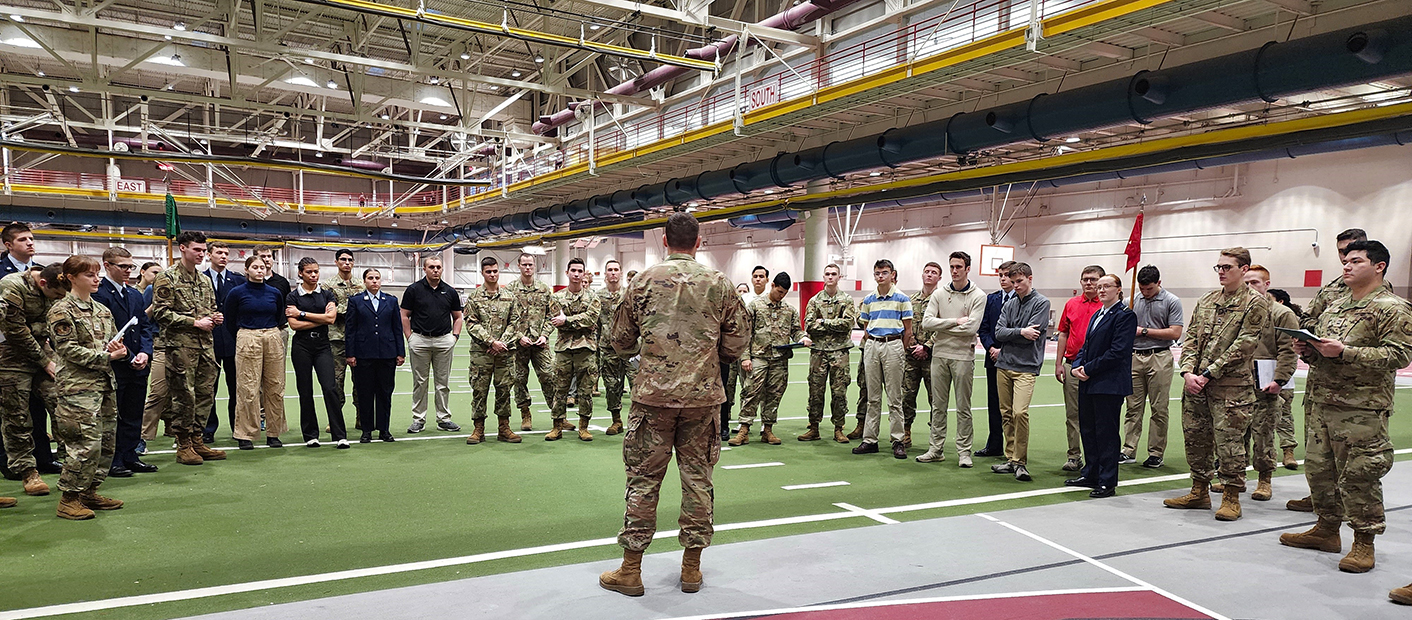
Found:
[344,268,404,442]
[224,255,289,450]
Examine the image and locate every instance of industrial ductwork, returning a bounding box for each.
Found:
[455,15,1412,243]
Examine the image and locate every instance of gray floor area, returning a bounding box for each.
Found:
[188,467,1412,620]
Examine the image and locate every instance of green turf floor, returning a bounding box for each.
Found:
[2,344,1406,619]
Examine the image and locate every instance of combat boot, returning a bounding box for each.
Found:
[578,417,594,441]
[1339,532,1376,573]
[79,485,124,510]
[728,424,750,446]
[1251,471,1273,501]
[1287,495,1314,512]
[0,496,14,508]
[834,425,849,443]
[175,433,203,466]
[56,491,94,520]
[1214,487,1242,521]
[1389,583,1412,605]
[496,418,522,443]
[545,422,563,441]
[599,549,645,597]
[466,419,486,445]
[761,425,781,445]
[191,434,227,461]
[1163,480,1212,510]
[903,425,912,448]
[1209,479,1224,494]
[681,547,704,593]
[605,411,624,435]
[22,468,50,496]
[846,421,863,440]
[797,424,821,441]
[559,418,577,431]
[1279,517,1343,553]
[520,406,533,431]
[1283,448,1298,470]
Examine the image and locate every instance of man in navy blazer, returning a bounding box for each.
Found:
[94,248,159,476]
[203,242,245,443]
[1067,273,1136,497]
[975,261,1016,458]
[344,270,405,441]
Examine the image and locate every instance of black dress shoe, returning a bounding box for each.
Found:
[1089,486,1116,498]
[851,442,878,455]
[1065,476,1099,488]
[237,439,254,450]
[266,437,283,448]
[974,447,1001,458]
[360,432,373,444]
[379,433,395,442]
[127,459,158,473]
[36,460,63,474]
[891,441,907,459]
[108,465,134,478]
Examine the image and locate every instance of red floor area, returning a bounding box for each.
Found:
[745,590,1213,620]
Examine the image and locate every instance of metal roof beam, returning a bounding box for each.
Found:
[1191,10,1246,31]
[568,0,818,47]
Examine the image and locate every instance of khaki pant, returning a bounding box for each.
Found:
[997,368,1036,465]
[1060,359,1081,459]
[928,356,975,457]
[408,333,456,424]
[140,348,168,440]
[862,338,905,445]
[1124,349,1173,458]
[234,328,288,441]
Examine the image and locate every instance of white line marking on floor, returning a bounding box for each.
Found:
[722,462,785,470]
[652,587,1150,620]
[976,513,1231,620]
[834,502,900,525]
[782,481,850,490]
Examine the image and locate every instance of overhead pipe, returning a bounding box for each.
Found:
[461,16,1412,241]
[0,204,429,244]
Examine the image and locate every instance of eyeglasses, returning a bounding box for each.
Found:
[1096,283,1119,290]
[1080,276,1100,283]
[1212,264,1237,272]
[107,262,136,270]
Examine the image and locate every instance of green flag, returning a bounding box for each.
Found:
[164,193,181,239]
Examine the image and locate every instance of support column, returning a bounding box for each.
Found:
[800,180,829,327]
[554,234,570,291]
[643,227,663,268]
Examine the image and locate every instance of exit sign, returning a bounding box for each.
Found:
[114,179,147,193]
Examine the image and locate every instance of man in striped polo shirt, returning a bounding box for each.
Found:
[852,259,917,459]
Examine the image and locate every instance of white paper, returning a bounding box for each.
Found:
[109,316,139,346]
[1256,359,1276,388]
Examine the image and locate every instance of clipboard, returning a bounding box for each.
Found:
[1275,327,1320,342]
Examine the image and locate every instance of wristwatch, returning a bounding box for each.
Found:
[1141,327,1149,337]
[299,311,306,320]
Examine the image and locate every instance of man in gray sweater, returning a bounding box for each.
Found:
[991,262,1051,482]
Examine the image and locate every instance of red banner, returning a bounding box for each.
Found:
[1124,212,1144,272]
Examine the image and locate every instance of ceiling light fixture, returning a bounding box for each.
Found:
[763,189,774,194]
[589,23,600,30]
[165,84,174,90]
[285,75,318,87]
[511,70,521,77]
[315,151,323,158]
[868,171,881,177]
[173,21,185,31]
[9,14,23,22]
[1065,136,1081,143]
[380,113,390,120]
[487,85,499,90]
[438,114,448,120]
[35,70,44,77]
[460,51,471,60]
[390,222,398,227]
[429,76,440,84]
[164,34,172,40]
[2,36,41,49]
[326,79,337,89]
[171,53,181,63]
[68,86,78,92]
[534,54,544,63]
[418,96,451,107]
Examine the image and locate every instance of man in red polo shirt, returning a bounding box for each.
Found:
[1054,265,1106,472]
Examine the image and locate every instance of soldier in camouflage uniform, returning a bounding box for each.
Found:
[0,264,64,498]
[1164,247,1269,521]
[600,213,749,597]
[597,259,635,435]
[324,249,364,429]
[462,256,522,445]
[901,263,941,448]
[730,272,809,447]
[547,258,601,442]
[151,231,228,465]
[803,264,856,443]
[1279,240,1412,574]
[1241,265,1298,502]
[507,253,557,431]
[47,256,128,520]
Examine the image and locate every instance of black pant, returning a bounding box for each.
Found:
[719,362,732,430]
[292,337,345,442]
[982,360,1003,453]
[113,365,150,466]
[354,359,395,434]
[204,355,238,437]
[1078,392,1123,489]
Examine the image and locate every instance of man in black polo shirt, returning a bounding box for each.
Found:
[401,256,463,433]
[287,257,347,449]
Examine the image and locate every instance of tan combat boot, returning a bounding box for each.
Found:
[496,418,522,443]
[761,424,781,445]
[559,418,577,431]
[1389,583,1412,605]
[599,549,645,597]
[605,411,624,435]
[1214,486,1242,521]
[175,433,204,466]
[191,434,227,461]
[1209,479,1225,494]
[1251,471,1273,501]
[903,424,912,448]
[797,423,820,441]
[728,424,750,446]
[1287,495,1314,512]
[465,419,486,445]
[520,406,534,431]
[578,417,594,442]
[846,421,863,440]
[79,485,124,511]
[1283,448,1298,470]
[1279,517,1343,553]
[1163,480,1212,510]
[834,425,849,443]
[545,422,563,441]
[56,491,94,520]
[1340,532,1376,573]
[681,547,704,593]
[22,468,50,496]
[0,495,16,508]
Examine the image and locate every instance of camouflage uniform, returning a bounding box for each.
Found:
[609,253,748,552]
[48,293,118,493]
[550,288,601,424]
[901,289,935,428]
[597,286,637,417]
[1295,277,1395,452]
[151,264,219,435]
[1249,298,1298,473]
[1178,285,1269,490]
[0,271,57,474]
[463,286,520,421]
[804,289,856,428]
[507,278,557,414]
[323,274,364,422]
[1302,286,1412,535]
[738,296,803,426]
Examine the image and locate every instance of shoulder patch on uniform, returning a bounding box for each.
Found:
[157,285,173,299]
[53,320,72,337]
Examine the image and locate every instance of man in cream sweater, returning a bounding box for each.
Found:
[917,251,988,467]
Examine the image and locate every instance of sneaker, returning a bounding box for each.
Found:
[1142,456,1164,469]
[974,447,1002,457]
[438,420,462,432]
[851,442,879,455]
[380,433,395,442]
[336,439,350,450]
[1062,457,1083,472]
[991,461,1015,474]
[958,453,973,468]
[407,421,425,433]
[1014,464,1032,482]
[305,439,321,448]
[266,437,283,448]
[1119,452,1137,465]
[135,439,147,456]
[915,449,945,463]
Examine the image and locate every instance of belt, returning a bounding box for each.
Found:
[412,331,451,338]
[1135,347,1170,354]
[866,334,903,343]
